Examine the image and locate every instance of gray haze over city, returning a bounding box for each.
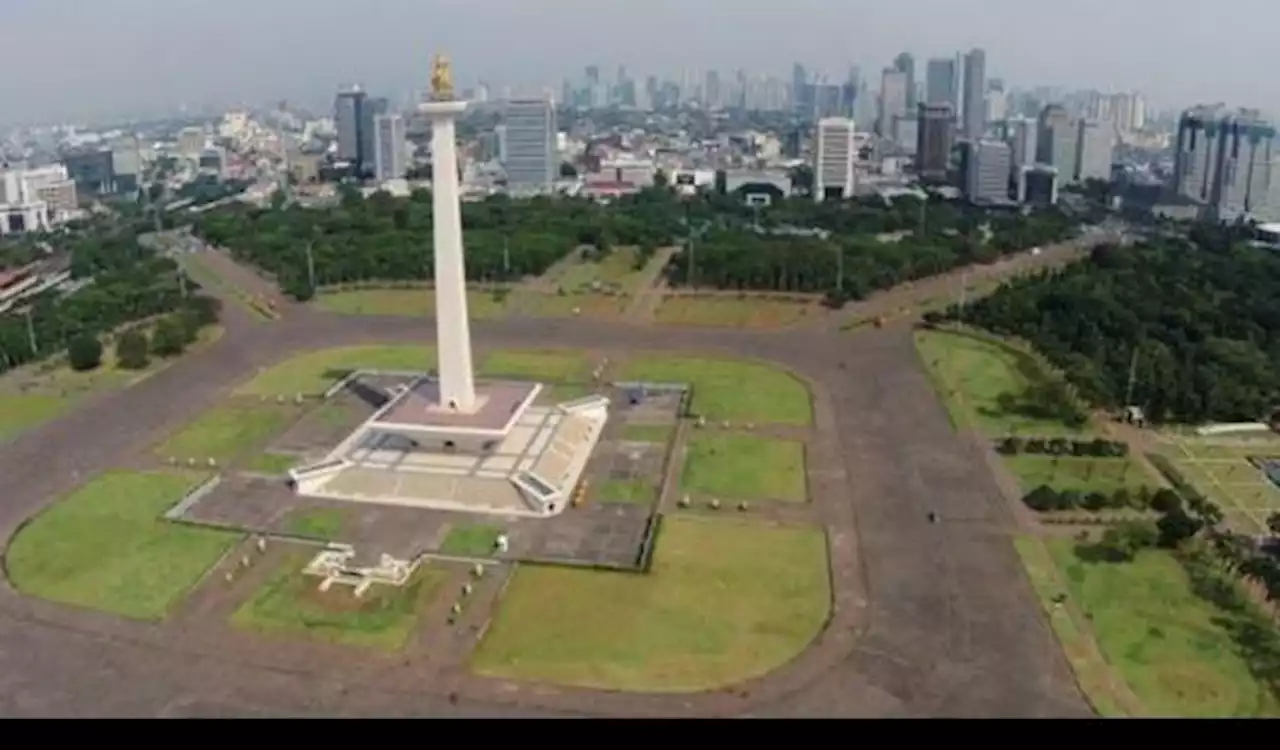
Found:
[0,0,1276,125]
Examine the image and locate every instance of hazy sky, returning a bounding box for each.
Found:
[1,0,1277,124]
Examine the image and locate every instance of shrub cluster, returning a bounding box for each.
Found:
[1021,484,1179,513]
[999,436,1128,457]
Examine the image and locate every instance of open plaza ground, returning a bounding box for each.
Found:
[0,341,831,695]
[654,296,817,329]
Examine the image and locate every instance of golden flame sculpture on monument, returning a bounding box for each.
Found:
[429,53,454,101]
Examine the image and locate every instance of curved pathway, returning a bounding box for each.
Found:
[0,306,1090,717]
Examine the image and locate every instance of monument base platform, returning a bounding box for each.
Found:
[290,375,609,518]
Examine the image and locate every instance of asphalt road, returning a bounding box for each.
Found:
[0,310,1092,717]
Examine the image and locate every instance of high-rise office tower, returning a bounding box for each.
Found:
[961,48,987,138]
[962,139,1012,203]
[503,97,557,193]
[878,68,909,138]
[1173,106,1277,220]
[925,58,958,108]
[1008,117,1038,181]
[1037,104,1078,179]
[1074,119,1114,183]
[334,87,366,164]
[814,117,857,202]
[359,97,389,177]
[893,52,916,110]
[916,103,956,184]
[373,113,406,182]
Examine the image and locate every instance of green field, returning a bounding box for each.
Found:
[0,326,223,442]
[683,432,807,503]
[244,452,299,474]
[236,345,436,396]
[231,553,449,651]
[619,355,812,426]
[439,524,504,557]
[154,405,294,462]
[288,508,347,539]
[5,471,239,620]
[471,516,830,692]
[1048,539,1280,717]
[313,288,508,320]
[1014,536,1138,717]
[1006,455,1155,495]
[914,329,1087,437]
[477,350,592,382]
[552,246,647,295]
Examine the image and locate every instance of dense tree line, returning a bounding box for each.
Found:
[0,230,219,376]
[666,200,1076,298]
[195,189,684,300]
[196,185,1077,303]
[943,224,1280,424]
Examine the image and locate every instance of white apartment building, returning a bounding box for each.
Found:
[814,117,857,202]
[0,164,79,235]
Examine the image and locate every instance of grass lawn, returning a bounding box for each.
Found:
[439,524,504,557]
[527,293,628,319]
[655,297,815,329]
[313,288,508,320]
[236,345,436,396]
[0,325,224,442]
[683,433,807,503]
[1006,455,1156,495]
[243,452,299,474]
[5,470,239,620]
[597,479,656,505]
[477,349,593,382]
[619,355,811,426]
[154,405,294,463]
[231,553,449,651]
[553,247,646,294]
[1048,539,1280,717]
[471,516,830,692]
[914,329,1089,437]
[288,508,347,539]
[1013,536,1138,717]
[621,424,675,444]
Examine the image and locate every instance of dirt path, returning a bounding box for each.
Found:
[623,246,679,323]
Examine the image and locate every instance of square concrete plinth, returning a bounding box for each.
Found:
[369,377,540,440]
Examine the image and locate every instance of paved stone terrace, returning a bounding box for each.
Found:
[0,306,1090,717]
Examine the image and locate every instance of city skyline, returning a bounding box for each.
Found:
[0,0,1276,126]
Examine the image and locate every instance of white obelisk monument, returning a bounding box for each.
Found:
[419,55,476,413]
